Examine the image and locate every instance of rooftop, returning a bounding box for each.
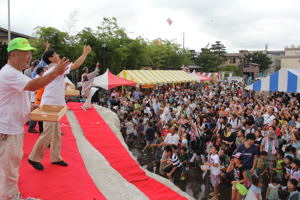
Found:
[0,27,31,41]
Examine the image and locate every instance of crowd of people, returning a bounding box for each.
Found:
[2,37,300,200]
[100,82,300,200]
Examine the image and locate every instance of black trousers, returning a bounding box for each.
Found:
[28,120,43,133]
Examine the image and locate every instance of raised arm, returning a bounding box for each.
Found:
[24,58,70,91]
[44,41,50,52]
[70,45,92,71]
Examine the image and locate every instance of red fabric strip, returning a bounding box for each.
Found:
[19,116,106,200]
[69,102,188,200]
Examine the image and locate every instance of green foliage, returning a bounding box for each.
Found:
[245,51,272,71]
[29,17,191,83]
[0,41,8,69]
[193,41,227,72]
[219,64,243,76]
[210,41,226,70]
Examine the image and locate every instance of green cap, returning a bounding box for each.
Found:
[7,37,36,53]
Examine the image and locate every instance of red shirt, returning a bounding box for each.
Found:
[162,129,170,137]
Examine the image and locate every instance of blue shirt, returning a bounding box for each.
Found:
[237,143,259,170]
[31,60,47,78]
[133,91,141,100]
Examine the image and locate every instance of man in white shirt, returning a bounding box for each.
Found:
[0,38,70,200]
[159,126,179,174]
[28,45,91,170]
[164,127,180,146]
[263,107,276,126]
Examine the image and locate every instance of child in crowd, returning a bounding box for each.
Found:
[137,119,145,144]
[255,151,268,177]
[236,130,245,147]
[289,159,300,182]
[179,147,189,180]
[266,177,281,200]
[163,145,183,185]
[287,179,300,200]
[226,152,250,200]
[245,175,262,200]
[125,117,135,143]
[283,156,293,186]
[207,146,221,200]
[273,151,284,182]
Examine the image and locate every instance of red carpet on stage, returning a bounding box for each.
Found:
[69,102,188,200]
[19,116,106,200]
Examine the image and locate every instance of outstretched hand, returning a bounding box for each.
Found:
[53,57,70,76]
[83,45,92,55]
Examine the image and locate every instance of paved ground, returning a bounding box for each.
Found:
[129,147,232,200]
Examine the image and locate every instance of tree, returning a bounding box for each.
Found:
[194,48,219,72]
[188,49,198,64]
[30,17,192,82]
[0,42,8,69]
[219,64,243,76]
[31,26,72,60]
[193,41,227,72]
[210,41,226,70]
[245,51,272,72]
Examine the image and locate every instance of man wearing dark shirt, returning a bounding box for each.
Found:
[244,107,255,125]
[145,122,155,144]
[236,133,259,173]
[143,122,156,152]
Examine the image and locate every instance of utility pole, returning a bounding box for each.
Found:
[8,0,11,41]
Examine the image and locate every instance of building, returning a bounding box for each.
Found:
[0,27,31,44]
[243,63,260,78]
[281,47,300,69]
[224,52,245,67]
[225,49,284,78]
[224,51,260,78]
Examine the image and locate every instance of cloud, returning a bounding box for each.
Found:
[1,0,300,52]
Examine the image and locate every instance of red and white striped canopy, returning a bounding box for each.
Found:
[192,70,212,82]
[93,69,137,90]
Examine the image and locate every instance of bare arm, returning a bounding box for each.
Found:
[24,58,70,91]
[251,155,258,174]
[226,161,235,173]
[44,41,50,52]
[70,45,92,71]
[239,171,249,184]
[266,185,270,198]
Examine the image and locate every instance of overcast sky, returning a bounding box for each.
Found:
[1,0,300,52]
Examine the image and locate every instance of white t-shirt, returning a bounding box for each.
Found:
[164,133,180,145]
[0,64,31,135]
[125,121,134,134]
[41,63,71,106]
[263,113,276,125]
[209,154,221,175]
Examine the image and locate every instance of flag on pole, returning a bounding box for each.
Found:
[166,18,173,25]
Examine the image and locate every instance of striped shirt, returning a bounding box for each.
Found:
[171,153,182,168]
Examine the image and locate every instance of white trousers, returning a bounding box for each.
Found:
[0,134,24,200]
[82,87,98,110]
